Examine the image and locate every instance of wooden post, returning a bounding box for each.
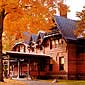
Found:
[12,65,14,78]
[8,57,10,78]
[17,60,20,79]
[27,59,31,80]
[20,64,22,76]
[0,8,5,82]
[38,59,40,78]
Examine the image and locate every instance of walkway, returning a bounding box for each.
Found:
[17,78,66,85]
[25,80,64,85]
[3,78,67,85]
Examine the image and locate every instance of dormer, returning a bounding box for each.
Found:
[12,42,28,52]
[28,36,35,52]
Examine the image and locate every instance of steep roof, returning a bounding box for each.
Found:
[54,16,77,40]
[31,34,37,42]
[23,16,77,42]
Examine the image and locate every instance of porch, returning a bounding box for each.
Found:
[4,51,51,79]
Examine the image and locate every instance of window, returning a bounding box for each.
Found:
[20,45,25,52]
[59,57,64,71]
[49,64,53,71]
[49,59,53,71]
[59,39,62,44]
[52,40,55,48]
[55,40,59,48]
[56,40,58,44]
[59,39,64,46]
[16,47,20,52]
[52,40,55,45]
[40,64,44,71]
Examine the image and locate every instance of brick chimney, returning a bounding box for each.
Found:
[58,0,69,18]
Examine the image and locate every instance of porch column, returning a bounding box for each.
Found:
[38,60,40,78]
[12,65,14,78]
[20,64,22,76]
[8,57,10,78]
[27,59,31,80]
[17,60,20,79]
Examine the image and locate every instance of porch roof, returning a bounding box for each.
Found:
[6,51,50,59]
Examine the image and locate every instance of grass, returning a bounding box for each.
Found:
[56,80,85,85]
[39,79,85,85]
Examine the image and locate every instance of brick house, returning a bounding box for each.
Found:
[5,16,85,80]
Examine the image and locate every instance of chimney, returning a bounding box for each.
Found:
[58,0,69,18]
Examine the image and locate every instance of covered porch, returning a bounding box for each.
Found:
[5,51,50,79]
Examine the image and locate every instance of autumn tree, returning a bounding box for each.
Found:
[74,6,85,37]
[58,0,70,18]
[0,8,4,82]
[0,0,62,81]
[3,0,59,51]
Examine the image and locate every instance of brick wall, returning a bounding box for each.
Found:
[67,43,77,79]
[44,38,68,79]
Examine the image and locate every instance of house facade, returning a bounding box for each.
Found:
[5,16,85,80]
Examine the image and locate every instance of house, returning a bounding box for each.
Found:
[5,15,85,80]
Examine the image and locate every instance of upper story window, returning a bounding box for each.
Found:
[55,40,59,48]
[52,40,55,48]
[52,40,55,45]
[16,47,20,52]
[20,45,25,52]
[55,40,59,45]
[59,39,64,45]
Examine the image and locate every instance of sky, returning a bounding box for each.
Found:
[64,0,85,20]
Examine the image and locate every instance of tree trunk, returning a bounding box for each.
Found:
[0,9,5,81]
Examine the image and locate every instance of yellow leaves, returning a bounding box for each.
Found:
[2,0,57,52]
[4,6,29,37]
[22,0,56,34]
[4,0,19,3]
[0,0,19,8]
[20,0,31,5]
[0,0,19,14]
[3,0,57,35]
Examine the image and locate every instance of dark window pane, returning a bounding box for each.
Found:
[49,64,53,71]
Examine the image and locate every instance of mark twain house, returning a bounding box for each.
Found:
[3,15,85,80]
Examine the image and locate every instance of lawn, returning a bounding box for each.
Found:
[40,79,85,85]
[56,80,85,85]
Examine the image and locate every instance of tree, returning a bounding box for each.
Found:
[74,6,85,37]
[0,8,4,82]
[3,0,59,51]
[58,0,70,18]
[0,0,61,81]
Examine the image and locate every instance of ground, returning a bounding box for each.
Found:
[0,79,27,85]
[0,78,85,85]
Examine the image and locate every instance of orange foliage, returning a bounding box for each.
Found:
[1,0,59,51]
[74,6,85,37]
[3,0,58,34]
